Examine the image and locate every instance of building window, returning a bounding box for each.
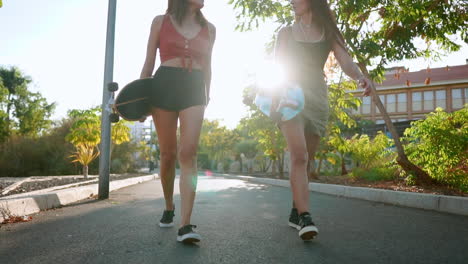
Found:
[362,96,371,114]
[435,90,446,109]
[465,88,468,102]
[397,93,407,112]
[452,88,463,109]
[413,92,422,111]
[387,94,396,112]
[423,91,434,111]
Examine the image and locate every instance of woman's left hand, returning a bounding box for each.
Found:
[358,77,372,96]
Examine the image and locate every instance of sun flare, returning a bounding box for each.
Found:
[255,60,287,94]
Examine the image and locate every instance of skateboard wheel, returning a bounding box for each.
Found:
[108,82,118,92]
[110,113,120,123]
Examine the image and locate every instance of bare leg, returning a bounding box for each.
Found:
[305,133,321,180]
[280,119,309,214]
[152,108,178,211]
[178,105,205,227]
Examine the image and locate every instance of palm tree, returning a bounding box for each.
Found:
[70,144,100,178]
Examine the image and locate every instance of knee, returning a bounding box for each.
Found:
[290,149,308,166]
[160,151,177,165]
[178,145,197,164]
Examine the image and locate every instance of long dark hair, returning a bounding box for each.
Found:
[305,0,346,48]
[166,0,207,27]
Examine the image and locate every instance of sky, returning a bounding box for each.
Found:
[1,0,467,129]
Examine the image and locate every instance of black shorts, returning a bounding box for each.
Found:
[150,66,207,111]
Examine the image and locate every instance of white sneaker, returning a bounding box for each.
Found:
[177,225,201,243]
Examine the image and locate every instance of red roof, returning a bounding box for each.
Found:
[378,64,468,88]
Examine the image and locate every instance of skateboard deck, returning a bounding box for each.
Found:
[114,78,154,121]
[254,82,305,122]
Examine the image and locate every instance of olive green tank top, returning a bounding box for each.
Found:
[283,26,332,137]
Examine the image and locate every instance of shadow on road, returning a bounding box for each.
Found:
[1,177,467,264]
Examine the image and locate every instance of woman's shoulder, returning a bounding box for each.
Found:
[149,14,167,32]
[207,21,216,29]
[278,25,293,39]
[204,21,216,42]
[278,25,293,35]
[152,15,166,26]
[206,21,216,33]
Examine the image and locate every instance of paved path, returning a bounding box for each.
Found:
[1,175,467,264]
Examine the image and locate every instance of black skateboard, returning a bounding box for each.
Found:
[109,78,154,122]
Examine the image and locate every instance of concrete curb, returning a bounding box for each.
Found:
[217,173,468,216]
[5,179,99,199]
[1,177,33,196]
[0,175,157,222]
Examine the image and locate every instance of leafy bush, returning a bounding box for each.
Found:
[346,132,394,169]
[0,119,141,177]
[345,132,397,181]
[404,106,468,191]
[197,152,210,170]
[350,167,396,182]
[0,120,79,177]
[111,140,141,174]
[320,152,342,176]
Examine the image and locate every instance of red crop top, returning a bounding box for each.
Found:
[159,15,210,72]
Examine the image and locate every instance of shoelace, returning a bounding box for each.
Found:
[179,224,198,234]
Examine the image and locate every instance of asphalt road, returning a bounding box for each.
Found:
[1,175,467,264]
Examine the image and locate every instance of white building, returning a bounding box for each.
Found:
[126,120,155,143]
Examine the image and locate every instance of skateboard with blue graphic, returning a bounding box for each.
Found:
[254,82,305,122]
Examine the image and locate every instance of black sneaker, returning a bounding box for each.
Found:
[159,209,175,228]
[177,224,201,243]
[298,212,318,241]
[288,208,300,229]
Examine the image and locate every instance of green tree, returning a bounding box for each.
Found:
[321,72,362,176]
[0,66,55,142]
[199,119,239,171]
[111,140,141,174]
[0,119,78,177]
[66,107,131,178]
[229,0,467,184]
[229,121,256,172]
[240,86,287,178]
[234,139,258,173]
[66,108,101,178]
[404,106,468,191]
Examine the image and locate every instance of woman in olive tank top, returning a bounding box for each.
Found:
[276,0,372,241]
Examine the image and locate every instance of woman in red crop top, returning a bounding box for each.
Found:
[140,0,216,244]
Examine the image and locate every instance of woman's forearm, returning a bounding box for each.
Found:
[341,60,364,81]
[140,60,155,79]
[332,40,365,82]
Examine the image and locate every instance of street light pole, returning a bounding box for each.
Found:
[98,0,117,200]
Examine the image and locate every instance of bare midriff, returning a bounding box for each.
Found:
[160,58,204,71]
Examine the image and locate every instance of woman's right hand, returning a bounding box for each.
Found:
[358,77,372,96]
